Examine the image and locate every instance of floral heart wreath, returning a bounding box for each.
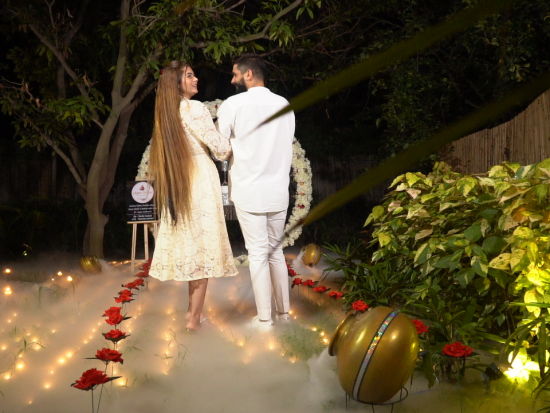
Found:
[136,99,312,255]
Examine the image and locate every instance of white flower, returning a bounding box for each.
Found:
[203,99,223,119]
[136,142,151,180]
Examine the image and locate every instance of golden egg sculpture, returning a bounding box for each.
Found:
[328,306,419,404]
[301,243,322,266]
[79,256,102,273]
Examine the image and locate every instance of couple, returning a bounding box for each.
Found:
[147,55,295,332]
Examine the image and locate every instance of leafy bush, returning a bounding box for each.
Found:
[329,158,550,389]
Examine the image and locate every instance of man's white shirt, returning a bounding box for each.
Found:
[217,86,295,213]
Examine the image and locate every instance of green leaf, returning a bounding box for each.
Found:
[414,242,431,265]
[526,242,539,262]
[479,208,499,220]
[495,314,506,326]
[420,351,437,388]
[365,205,385,226]
[464,223,482,242]
[482,236,506,255]
[456,268,475,287]
[524,289,542,316]
[457,176,477,196]
[488,253,511,270]
[471,256,488,277]
[407,205,430,219]
[477,177,496,187]
[510,249,529,272]
[420,193,438,203]
[488,268,509,288]
[513,227,534,240]
[434,251,462,270]
[405,172,422,186]
[526,267,550,287]
[415,228,433,241]
[377,232,392,247]
[474,277,491,293]
[389,175,404,188]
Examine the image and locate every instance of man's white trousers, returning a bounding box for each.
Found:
[235,207,290,321]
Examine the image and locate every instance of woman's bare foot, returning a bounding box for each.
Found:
[185,313,201,331]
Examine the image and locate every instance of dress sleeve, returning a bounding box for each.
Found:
[193,103,232,161]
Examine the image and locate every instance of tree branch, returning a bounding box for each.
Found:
[100,81,156,205]
[112,0,130,106]
[120,46,161,109]
[44,135,87,194]
[235,0,304,43]
[63,0,92,46]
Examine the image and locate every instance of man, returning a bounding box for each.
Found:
[217,55,295,329]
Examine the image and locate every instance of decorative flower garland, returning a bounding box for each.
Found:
[136,100,313,249]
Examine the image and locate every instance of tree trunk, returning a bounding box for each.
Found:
[84,209,108,257]
[83,112,121,257]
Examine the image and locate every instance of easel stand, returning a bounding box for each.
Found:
[128,220,158,273]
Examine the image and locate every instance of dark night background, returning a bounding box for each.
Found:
[0,0,548,260]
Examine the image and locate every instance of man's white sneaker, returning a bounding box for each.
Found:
[276,312,291,322]
[248,316,274,331]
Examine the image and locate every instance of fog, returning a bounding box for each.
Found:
[0,253,539,412]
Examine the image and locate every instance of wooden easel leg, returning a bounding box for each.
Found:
[131,223,137,273]
[143,223,149,262]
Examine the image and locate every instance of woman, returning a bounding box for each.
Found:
[148,61,238,331]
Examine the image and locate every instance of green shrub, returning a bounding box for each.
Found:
[330,158,550,389]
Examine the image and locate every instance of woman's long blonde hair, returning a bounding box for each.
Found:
[149,61,194,225]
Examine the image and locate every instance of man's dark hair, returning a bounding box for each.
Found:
[234,55,267,82]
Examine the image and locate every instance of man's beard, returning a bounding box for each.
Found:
[234,80,246,93]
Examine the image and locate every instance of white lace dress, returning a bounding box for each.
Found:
[144,99,238,281]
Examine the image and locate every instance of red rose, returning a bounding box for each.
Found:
[313,286,328,293]
[351,300,369,312]
[123,279,144,289]
[123,280,139,289]
[442,341,473,358]
[135,271,149,278]
[105,313,124,326]
[287,266,297,277]
[115,289,134,303]
[102,306,122,318]
[103,329,128,342]
[303,279,315,287]
[412,319,429,335]
[72,368,110,390]
[292,277,303,286]
[298,204,305,209]
[140,259,152,269]
[328,291,344,299]
[95,348,124,364]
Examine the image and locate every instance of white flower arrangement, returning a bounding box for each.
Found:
[136,142,151,180]
[282,137,313,247]
[203,99,223,119]
[135,100,313,252]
